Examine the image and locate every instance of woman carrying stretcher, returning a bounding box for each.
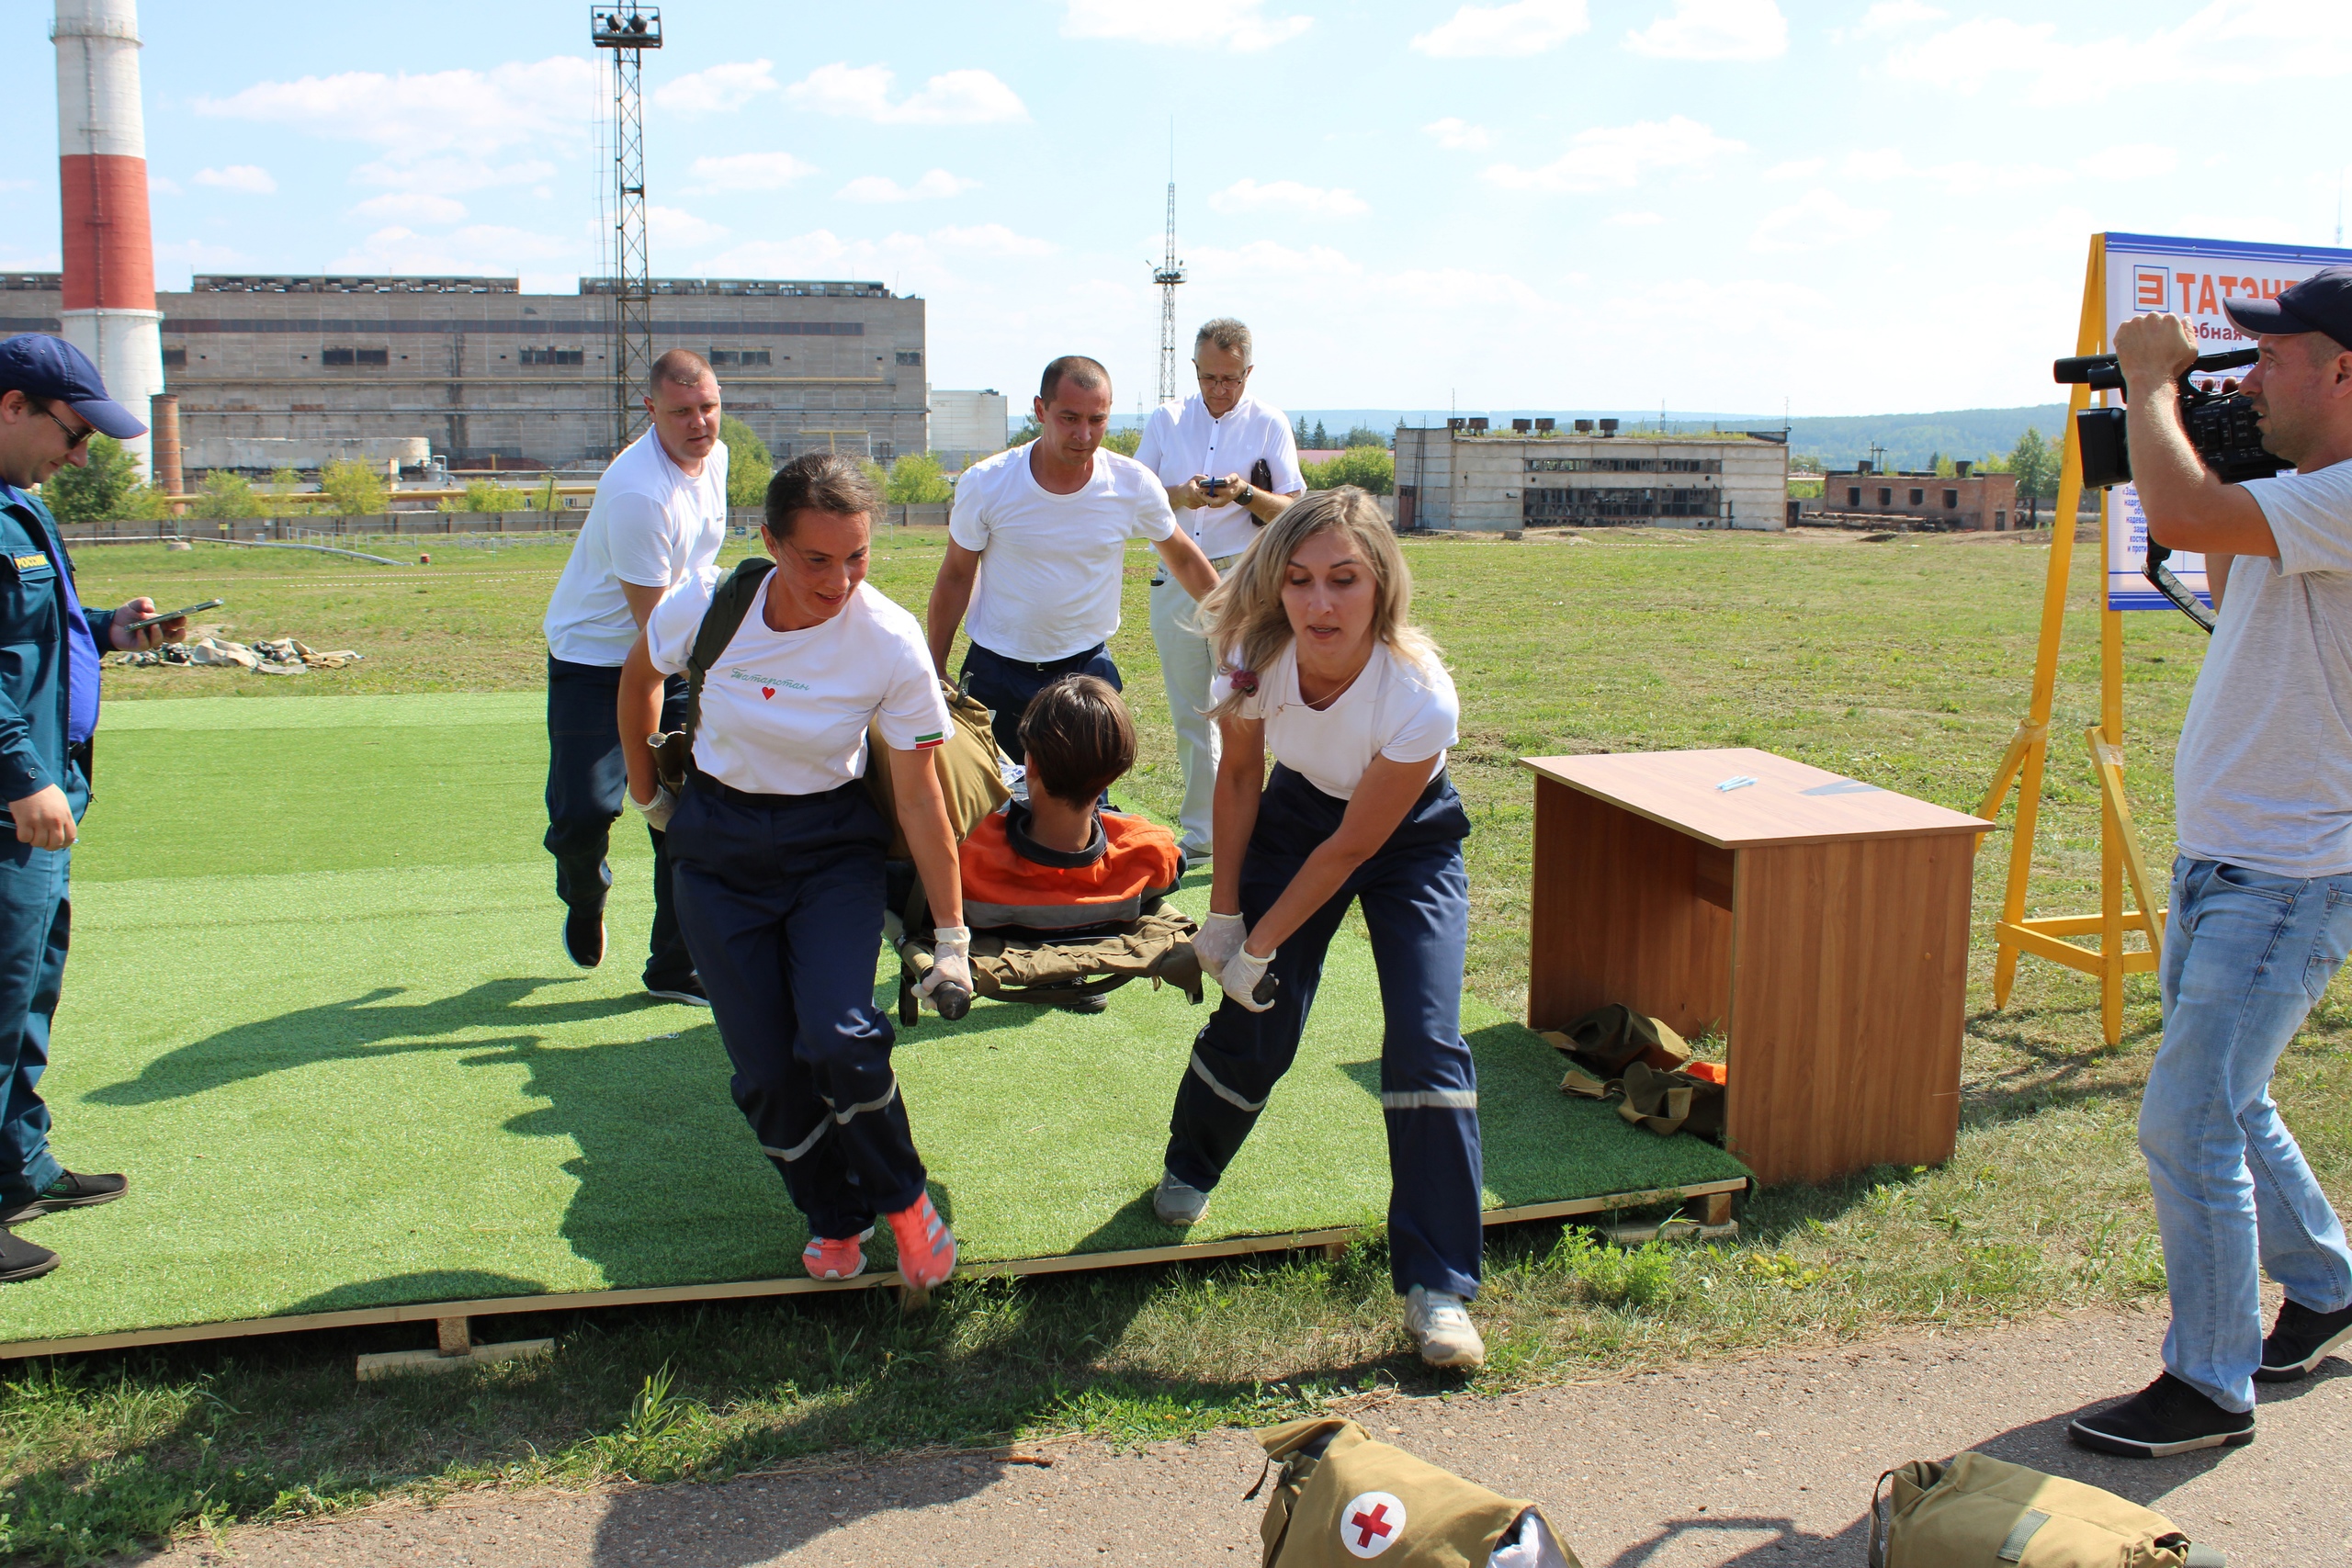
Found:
[1155,486,1486,1369]
[617,452,968,1291]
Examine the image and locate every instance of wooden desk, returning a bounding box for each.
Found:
[1520,749,1992,1187]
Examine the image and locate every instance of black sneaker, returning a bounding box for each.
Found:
[645,974,710,1008]
[563,907,605,969]
[2068,1372,2255,1458]
[0,1229,57,1282]
[0,1170,127,1225]
[2256,1298,2352,1382]
[1056,993,1110,1015]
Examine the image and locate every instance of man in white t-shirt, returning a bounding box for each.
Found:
[1136,318,1305,860]
[540,348,731,1002]
[2067,270,2352,1461]
[927,355,1220,763]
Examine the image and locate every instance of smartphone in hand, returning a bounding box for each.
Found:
[123,598,224,632]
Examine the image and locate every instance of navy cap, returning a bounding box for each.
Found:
[0,333,147,440]
[2222,266,2352,353]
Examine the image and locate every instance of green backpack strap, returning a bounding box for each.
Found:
[682,557,775,754]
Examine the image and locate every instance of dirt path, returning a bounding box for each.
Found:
[140,1305,2346,1567]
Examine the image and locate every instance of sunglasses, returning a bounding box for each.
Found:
[40,409,92,451]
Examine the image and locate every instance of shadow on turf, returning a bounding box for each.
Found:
[84,976,667,1104]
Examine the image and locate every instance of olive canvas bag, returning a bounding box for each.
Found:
[1869,1452,2224,1568]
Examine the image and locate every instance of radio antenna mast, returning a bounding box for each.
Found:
[1151,127,1185,406]
[592,5,662,455]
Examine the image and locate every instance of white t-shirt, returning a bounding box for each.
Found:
[947,442,1177,662]
[1135,393,1306,561]
[544,428,730,666]
[2173,459,2352,877]
[645,577,949,798]
[1210,640,1458,801]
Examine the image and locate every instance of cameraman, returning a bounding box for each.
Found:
[2069,271,2352,1458]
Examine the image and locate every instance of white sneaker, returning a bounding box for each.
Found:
[1404,1285,1487,1370]
[1153,1169,1209,1226]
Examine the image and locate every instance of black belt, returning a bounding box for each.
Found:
[688,771,855,808]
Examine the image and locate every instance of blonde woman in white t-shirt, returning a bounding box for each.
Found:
[1155,486,1486,1369]
[617,453,969,1292]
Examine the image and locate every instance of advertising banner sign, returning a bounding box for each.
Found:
[2098,231,2352,611]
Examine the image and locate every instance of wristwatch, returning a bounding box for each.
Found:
[1236,482,1256,506]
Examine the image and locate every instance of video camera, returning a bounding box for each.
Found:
[2053,347,2286,489]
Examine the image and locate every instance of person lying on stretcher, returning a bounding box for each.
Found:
[961,675,1183,957]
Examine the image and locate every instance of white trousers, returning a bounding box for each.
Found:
[1149,568,1225,856]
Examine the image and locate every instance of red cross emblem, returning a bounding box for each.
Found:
[1340,1490,1406,1558]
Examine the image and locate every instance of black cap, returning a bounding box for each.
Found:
[0,334,147,440]
[2222,266,2352,353]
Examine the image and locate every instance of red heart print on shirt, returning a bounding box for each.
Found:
[761,687,775,699]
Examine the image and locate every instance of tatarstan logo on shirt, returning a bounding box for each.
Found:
[726,666,807,692]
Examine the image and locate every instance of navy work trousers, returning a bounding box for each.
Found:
[959,640,1121,763]
[544,654,692,987]
[1165,766,1483,1300]
[667,776,930,1239]
[0,763,84,1206]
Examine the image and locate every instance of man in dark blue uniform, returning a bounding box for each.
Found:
[0,335,184,1282]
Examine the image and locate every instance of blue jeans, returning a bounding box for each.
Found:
[544,654,692,987]
[959,640,1121,764]
[0,760,85,1205]
[2143,855,2352,1411]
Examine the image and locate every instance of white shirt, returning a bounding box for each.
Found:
[1211,641,1458,801]
[2173,458,2352,877]
[1136,393,1306,561]
[646,578,949,797]
[544,427,731,666]
[948,442,1177,662]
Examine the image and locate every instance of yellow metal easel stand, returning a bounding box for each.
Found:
[1976,234,2168,1045]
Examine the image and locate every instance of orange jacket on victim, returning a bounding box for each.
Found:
[958,804,1184,932]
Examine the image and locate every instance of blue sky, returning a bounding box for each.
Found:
[4,0,2347,418]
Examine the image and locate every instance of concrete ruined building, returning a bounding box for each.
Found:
[0,274,932,472]
[1814,461,2023,531]
[52,0,164,479]
[1392,419,1792,532]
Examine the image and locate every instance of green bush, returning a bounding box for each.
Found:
[720,416,773,511]
[40,435,167,524]
[1301,446,1394,495]
[885,453,954,504]
[188,470,261,520]
[1101,428,1143,457]
[318,458,388,517]
[439,479,526,514]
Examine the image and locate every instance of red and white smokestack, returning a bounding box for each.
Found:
[52,0,162,479]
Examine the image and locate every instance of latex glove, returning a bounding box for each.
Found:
[628,782,677,833]
[918,925,973,1003]
[1219,944,1276,1012]
[1193,911,1248,985]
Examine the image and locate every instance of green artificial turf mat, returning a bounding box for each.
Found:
[5,695,1745,1345]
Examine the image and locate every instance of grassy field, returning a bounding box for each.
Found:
[2,525,2342,1563]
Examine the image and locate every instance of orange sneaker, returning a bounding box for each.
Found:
[802,1226,874,1281]
[884,1192,956,1291]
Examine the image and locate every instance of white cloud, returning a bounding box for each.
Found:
[651,59,778,114]
[1849,0,1944,38]
[1483,115,1745,193]
[1885,4,2352,103]
[1625,0,1786,60]
[837,170,982,203]
[352,155,558,194]
[331,223,575,276]
[347,192,469,225]
[784,62,1028,125]
[194,164,277,195]
[2074,143,2180,180]
[1422,118,1492,151]
[686,152,820,193]
[1836,146,2068,196]
[649,207,729,247]
[1765,157,1825,181]
[196,57,599,156]
[147,175,183,197]
[1603,210,1665,226]
[1209,178,1369,218]
[1060,0,1313,51]
[1750,187,1886,253]
[706,223,1057,297]
[1413,0,1589,57]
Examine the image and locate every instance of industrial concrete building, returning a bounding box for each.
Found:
[1812,462,2022,530]
[1392,421,1791,532]
[928,389,1010,466]
[0,273,928,470]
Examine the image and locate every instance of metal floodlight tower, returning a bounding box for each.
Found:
[591,4,661,454]
[1151,177,1185,405]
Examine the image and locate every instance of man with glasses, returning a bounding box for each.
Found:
[1135,318,1304,861]
[0,334,186,1283]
